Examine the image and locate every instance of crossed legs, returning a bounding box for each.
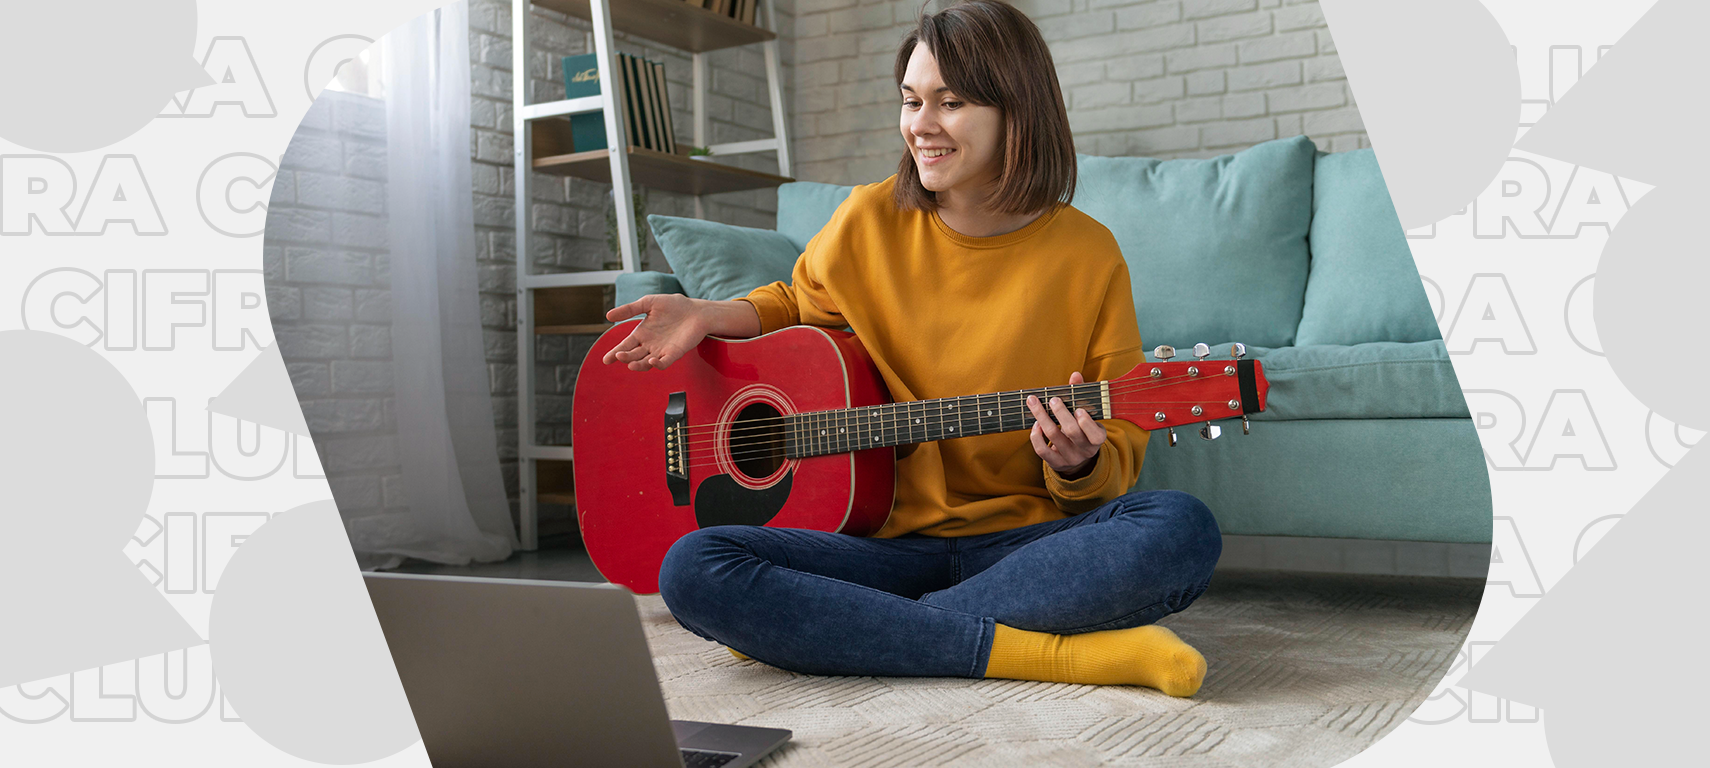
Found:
[657,489,1221,688]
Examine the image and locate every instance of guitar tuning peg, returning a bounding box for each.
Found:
[1153,345,1175,361]
[1193,343,1210,360]
[1166,427,1178,447]
[1241,414,1250,435]
[1199,422,1221,440]
[1230,343,1247,359]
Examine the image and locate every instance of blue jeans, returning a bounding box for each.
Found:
[657,489,1221,679]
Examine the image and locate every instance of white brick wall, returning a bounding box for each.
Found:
[265,91,402,521]
[785,0,1365,185]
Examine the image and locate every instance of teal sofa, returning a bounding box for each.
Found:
[617,135,1492,545]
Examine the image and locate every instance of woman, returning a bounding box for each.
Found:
[600,0,1220,697]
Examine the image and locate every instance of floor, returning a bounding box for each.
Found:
[390,545,1483,767]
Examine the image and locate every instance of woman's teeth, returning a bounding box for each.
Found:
[922,148,954,158]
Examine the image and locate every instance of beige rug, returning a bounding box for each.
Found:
[637,569,1483,767]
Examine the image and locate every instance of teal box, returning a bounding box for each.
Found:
[561,53,607,152]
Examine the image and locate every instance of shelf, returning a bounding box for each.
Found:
[532,0,775,54]
[534,144,795,196]
[532,119,793,195]
[513,0,791,551]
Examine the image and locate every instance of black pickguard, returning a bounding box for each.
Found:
[694,471,792,528]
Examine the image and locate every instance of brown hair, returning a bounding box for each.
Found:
[892,0,1077,215]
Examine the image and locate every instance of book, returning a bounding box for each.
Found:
[628,54,659,152]
[560,52,657,153]
[619,53,649,150]
[651,60,677,155]
[646,58,666,152]
[560,53,606,152]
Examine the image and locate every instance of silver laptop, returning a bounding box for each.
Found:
[363,572,792,767]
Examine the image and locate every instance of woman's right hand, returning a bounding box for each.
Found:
[601,294,711,371]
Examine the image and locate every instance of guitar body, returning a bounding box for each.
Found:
[573,320,896,594]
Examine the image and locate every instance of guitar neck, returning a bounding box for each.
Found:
[784,382,1109,459]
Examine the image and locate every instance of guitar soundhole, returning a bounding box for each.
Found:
[730,402,787,481]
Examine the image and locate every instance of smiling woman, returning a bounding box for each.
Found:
[893,0,1078,238]
[605,0,1224,698]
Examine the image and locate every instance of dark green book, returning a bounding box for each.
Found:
[560,53,607,152]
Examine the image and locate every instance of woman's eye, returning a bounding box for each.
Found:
[944,101,962,109]
[902,100,919,108]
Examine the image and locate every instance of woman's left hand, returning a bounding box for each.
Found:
[1028,371,1105,479]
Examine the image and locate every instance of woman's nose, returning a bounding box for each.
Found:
[908,111,938,136]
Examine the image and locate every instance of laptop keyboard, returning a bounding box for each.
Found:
[680,749,740,768]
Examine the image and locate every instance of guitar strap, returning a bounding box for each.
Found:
[1237,359,1260,415]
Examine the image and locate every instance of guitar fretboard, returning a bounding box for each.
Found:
[783,382,1108,459]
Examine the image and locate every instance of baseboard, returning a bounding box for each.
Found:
[1216,534,1491,578]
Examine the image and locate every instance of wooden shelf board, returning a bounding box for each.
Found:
[532,0,774,53]
[537,492,578,506]
[535,323,614,335]
[533,142,793,196]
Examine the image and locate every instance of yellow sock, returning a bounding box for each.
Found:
[984,623,1207,697]
[728,646,751,661]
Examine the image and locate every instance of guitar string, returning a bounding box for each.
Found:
[670,377,1250,468]
[668,368,1225,441]
[681,398,1238,472]
[672,383,1238,462]
[675,395,1197,463]
[669,369,1236,448]
[685,398,1229,461]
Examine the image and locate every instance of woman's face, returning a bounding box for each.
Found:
[900,45,1004,203]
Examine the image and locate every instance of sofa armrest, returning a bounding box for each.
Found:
[615,271,686,310]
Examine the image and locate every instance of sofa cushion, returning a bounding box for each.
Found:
[1072,135,1317,350]
[776,181,854,252]
[1143,339,1467,421]
[1295,149,1442,346]
[646,214,799,302]
[614,271,685,309]
[1133,417,1492,543]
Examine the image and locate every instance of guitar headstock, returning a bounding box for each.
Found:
[1108,343,1269,445]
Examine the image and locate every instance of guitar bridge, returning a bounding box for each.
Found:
[664,392,689,506]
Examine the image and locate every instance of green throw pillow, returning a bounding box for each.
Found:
[645,214,800,301]
[1072,136,1317,350]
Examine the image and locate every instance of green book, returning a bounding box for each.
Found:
[560,53,607,152]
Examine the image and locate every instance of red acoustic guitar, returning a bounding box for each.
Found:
[572,319,1269,594]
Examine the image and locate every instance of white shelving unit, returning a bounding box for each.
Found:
[511,0,795,548]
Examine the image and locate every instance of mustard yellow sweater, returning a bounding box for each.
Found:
[738,176,1148,538]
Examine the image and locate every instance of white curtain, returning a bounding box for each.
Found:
[346,0,517,568]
